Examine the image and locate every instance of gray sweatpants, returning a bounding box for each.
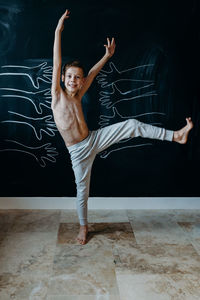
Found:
[67,119,174,225]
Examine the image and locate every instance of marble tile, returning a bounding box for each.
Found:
[0,273,49,300]
[87,222,136,246]
[127,209,176,221]
[60,209,79,223]
[178,222,200,255]
[88,210,129,223]
[178,222,200,241]
[0,223,13,233]
[47,295,120,300]
[47,270,119,297]
[0,234,6,246]
[130,218,189,245]
[0,210,17,233]
[57,222,136,246]
[57,223,80,245]
[113,243,200,275]
[0,272,120,300]
[49,240,120,296]
[0,210,18,224]
[174,210,200,222]
[8,210,60,233]
[1,209,200,300]
[0,231,56,276]
[53,243,115,274]
[115,273,200,300]
[60,209,129,224]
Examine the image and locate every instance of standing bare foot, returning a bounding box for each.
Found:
[173,117,193,144]
[76,225,88,245]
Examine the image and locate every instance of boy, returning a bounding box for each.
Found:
[51,9,193,245]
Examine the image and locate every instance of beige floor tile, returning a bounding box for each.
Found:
[1,209,200,300]
[0,231,56,276]
[8,210,60,232]
[57,222,136,246]
[88,209,129,223]
[178,222,200,241]
[0,210,19,224]
[116,273,200,300]
[47,295,120,300]
[113,243,200,275]
[0,273,49,300]
[60,209,79,223]
[53,243,115,275]
[178,222,200,255]
[130,218,189,245]
[174,210,200,222]
[50,236,120,296]
[47,270,119,296]
[60,209,129,224]
[127,209,176,221]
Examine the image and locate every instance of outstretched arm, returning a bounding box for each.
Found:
[51,9,70,105]
[78,37,116,98]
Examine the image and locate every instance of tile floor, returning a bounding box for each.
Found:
[0,209,200,299]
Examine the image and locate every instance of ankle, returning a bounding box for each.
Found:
[80,224,88,230]
[173,131,179,142]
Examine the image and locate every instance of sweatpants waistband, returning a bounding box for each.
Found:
[67,131,92,152]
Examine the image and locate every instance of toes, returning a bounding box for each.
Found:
[76,237,86,245]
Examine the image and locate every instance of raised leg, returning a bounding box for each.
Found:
[93,118,174,153]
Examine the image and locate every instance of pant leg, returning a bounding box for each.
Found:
[71,153,95,226]
[93,119,174,153]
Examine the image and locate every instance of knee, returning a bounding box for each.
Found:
[127,118,141,128]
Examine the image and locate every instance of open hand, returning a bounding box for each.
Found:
[104,38,116,58]
[56,9,70,32]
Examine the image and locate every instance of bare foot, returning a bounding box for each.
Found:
[173,117,193,144]
[76,225,88,245]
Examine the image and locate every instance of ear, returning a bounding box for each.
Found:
[61,74,64,82]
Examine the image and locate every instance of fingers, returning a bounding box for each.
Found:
[64,9,70,18]
[106,37,116,47]
[60,9,70,20]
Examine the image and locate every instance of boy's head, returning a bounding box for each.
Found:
[62,60,85,95]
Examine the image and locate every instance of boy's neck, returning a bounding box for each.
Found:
[64,88,78,98]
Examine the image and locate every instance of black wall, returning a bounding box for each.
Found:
[0,0,199,196]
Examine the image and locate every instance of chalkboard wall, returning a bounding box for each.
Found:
[0,0,199,196]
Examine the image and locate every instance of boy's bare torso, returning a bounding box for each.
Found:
[52,90,89,147]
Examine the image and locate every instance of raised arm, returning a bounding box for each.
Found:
[78,37,116,98]
[51,10,70,104]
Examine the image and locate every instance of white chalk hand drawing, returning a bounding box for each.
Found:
[96,62,154,88]
[0,62,52,89]
[99,83,157,109]
[99,107,165,127]
[97,62,166,159]
[0,88,51,114]
[0,140,58,168]
[1,111,57,140]
[99,142,153,159]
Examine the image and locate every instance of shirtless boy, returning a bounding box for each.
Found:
[51,9,193,245]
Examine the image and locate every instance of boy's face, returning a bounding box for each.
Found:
[62,67,84,95]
